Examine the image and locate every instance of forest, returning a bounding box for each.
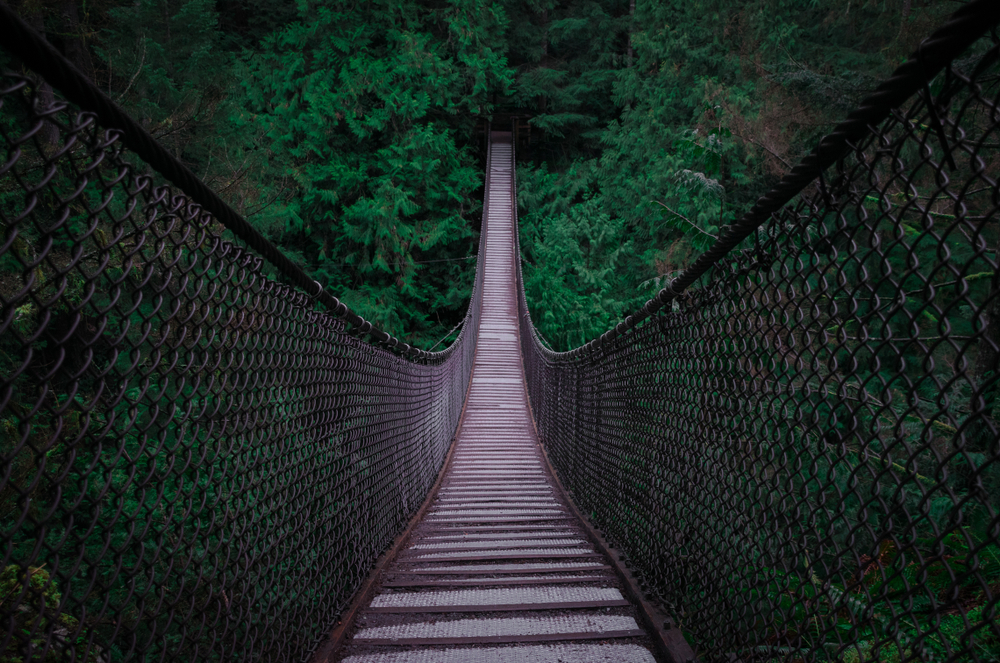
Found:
[3,0,999,661]
[2,0,957,350]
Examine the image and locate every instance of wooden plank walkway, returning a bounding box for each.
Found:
[333,135,659,662]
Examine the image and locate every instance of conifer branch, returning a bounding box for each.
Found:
[654,201,719,240]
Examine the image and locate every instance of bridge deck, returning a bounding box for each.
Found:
[334,136,658,662]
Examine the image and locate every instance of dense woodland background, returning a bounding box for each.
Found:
[6,0,957,350]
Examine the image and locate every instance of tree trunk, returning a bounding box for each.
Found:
[18,0,60,147]
[900,0,911,36]
[970,267,1000,451]
[627,0,635,67]
[541,9,548,58]
[57,0,95,81]
[974,284,1000,388]
[540,9,548,113]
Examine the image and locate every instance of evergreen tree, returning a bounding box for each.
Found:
[502,0,630,159]
[248,0,513,344]
[517,0,957,350]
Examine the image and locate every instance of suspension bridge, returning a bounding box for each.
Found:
[323,136,672,663]
[1,1,999,662]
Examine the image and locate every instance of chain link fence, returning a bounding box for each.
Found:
[0,37,483,662]
[518,5,1000,662]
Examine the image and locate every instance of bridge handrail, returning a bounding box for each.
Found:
[0,11,486,662]
[516,0,1000,660]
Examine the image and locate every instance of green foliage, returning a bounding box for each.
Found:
[503,0,630,153]
[518,161,638,348]
[7,0,961,354]
[0,566,101,662]
[247,0,513,345]
[518,0,957,351]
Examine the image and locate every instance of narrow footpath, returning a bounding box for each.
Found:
[334,135,659,663]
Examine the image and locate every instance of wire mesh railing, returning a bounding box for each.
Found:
[517,2,1000,661]
[0,10,484,661]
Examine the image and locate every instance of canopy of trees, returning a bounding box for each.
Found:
[5,0,957,350]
